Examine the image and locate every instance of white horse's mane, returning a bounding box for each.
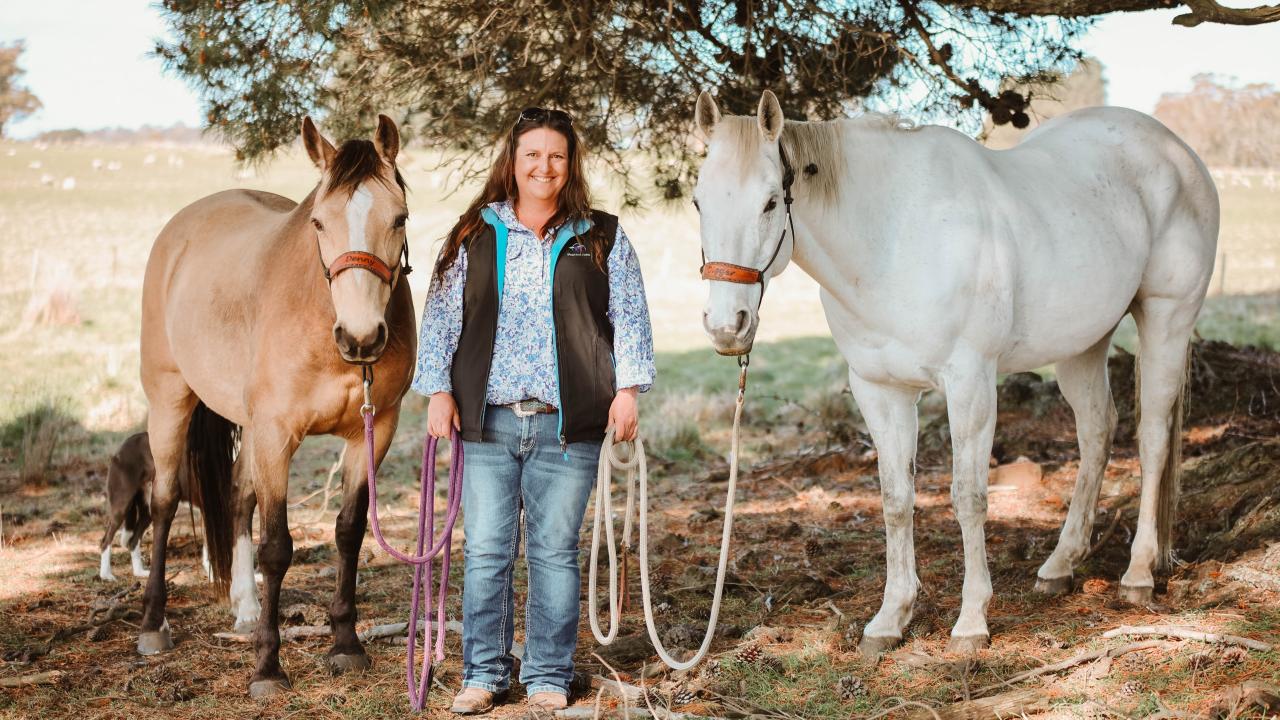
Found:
[715,113,916,205]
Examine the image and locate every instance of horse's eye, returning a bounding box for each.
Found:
[393,215,408,229]
[764,198,777,213]
[311,218,324,232]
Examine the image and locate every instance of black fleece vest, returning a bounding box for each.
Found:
[452,209,619,445]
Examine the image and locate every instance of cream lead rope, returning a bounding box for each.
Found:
[589,357,749,670]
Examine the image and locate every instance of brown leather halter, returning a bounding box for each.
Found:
[318,242,412,286]
[699,142,797,301]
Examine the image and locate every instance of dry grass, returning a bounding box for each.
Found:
[3,340,1280,718]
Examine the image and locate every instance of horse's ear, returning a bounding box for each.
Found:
[301,116,336,171]
[695,91,721,139]
[757,90,784,143]
[374,114,399,166]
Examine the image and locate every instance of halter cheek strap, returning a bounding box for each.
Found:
[699,142,797,304]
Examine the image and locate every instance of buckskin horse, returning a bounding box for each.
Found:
[692,91,1217,654]
[137,115,416,696]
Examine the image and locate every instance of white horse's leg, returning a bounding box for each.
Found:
[1120,298,1195,603]
[849,372,921,655]
[942,360,997,653]
[100,547,117,581]
[1036,333,1117,594]
[131,542,150,578]
[229,449,261,633]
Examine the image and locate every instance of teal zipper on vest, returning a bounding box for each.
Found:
[479,207,510,430]
[548,217,594,459]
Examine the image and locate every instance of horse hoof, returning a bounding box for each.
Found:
[248,676,292,699]
[1034,575,1073,596]
[1118,583,1153,605]
[946,635,989,655]
[858,635,902,657]
[327,652,371,675]
[233,618,259,634]
[137,628,173,656]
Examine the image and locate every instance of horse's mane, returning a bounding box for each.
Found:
[716,113,916,205]
[326,139,407,198]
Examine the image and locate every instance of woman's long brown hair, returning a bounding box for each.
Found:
[434,112,606,277]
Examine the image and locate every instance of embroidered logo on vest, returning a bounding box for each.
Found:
[566,241,590,257]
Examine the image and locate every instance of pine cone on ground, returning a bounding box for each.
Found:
[1220,646,1249,666]
[671,685,698,707]
[837,674,866,700]
[735,643,764,665]
[1121,680,1144,697]
[1187,651,1215,670]
[734,642,782,672]
[804,538,822,560]
[760,654,784,672]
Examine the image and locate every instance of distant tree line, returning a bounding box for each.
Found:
[1155,75,1280,168]
[32,124,210,145]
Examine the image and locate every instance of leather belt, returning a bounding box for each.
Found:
[506,399,557,417]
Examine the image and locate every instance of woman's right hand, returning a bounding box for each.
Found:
[428,392,461,439]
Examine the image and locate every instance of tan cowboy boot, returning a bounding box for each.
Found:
[527,691,568,710]
[451,687,499,714]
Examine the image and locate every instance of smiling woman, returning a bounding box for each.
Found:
[412,108,655,714]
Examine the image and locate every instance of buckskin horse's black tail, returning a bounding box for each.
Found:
[186,402,239,591]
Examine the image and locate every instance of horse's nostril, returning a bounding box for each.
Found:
[374,322,387,349]
[734,310,750,335]
[334,325,359,356]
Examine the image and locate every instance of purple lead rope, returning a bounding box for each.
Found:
[364,406,463,712]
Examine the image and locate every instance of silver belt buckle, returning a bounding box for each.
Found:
[510,400,539,418]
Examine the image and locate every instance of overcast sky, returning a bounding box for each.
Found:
[3,1,1279,138]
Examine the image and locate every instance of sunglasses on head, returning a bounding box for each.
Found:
[518,107,574,126]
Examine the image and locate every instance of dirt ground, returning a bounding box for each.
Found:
[2,340,1280,719]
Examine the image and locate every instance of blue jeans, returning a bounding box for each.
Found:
[459,406,600,697]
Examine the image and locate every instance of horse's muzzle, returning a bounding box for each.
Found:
[334,322,388,364]
[704,309,755,356]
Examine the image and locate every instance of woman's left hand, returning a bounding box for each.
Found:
[608,387,640,442]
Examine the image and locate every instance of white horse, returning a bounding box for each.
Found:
[692,91,1218,654]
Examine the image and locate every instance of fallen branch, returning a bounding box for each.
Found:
[905,688,1051,720]
[974,640,1170,696]
[587,672,642,702]
[1102,625,1272,652]
[554,709,726,719]
[0,670,64,688]
[593,652,631,720]
[864,697,943,720]
[213,619,465,644]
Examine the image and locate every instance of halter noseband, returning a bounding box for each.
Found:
[699,141,797,301]
[318,242,413,286]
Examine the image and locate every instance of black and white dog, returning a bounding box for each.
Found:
[98,432,208,581]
